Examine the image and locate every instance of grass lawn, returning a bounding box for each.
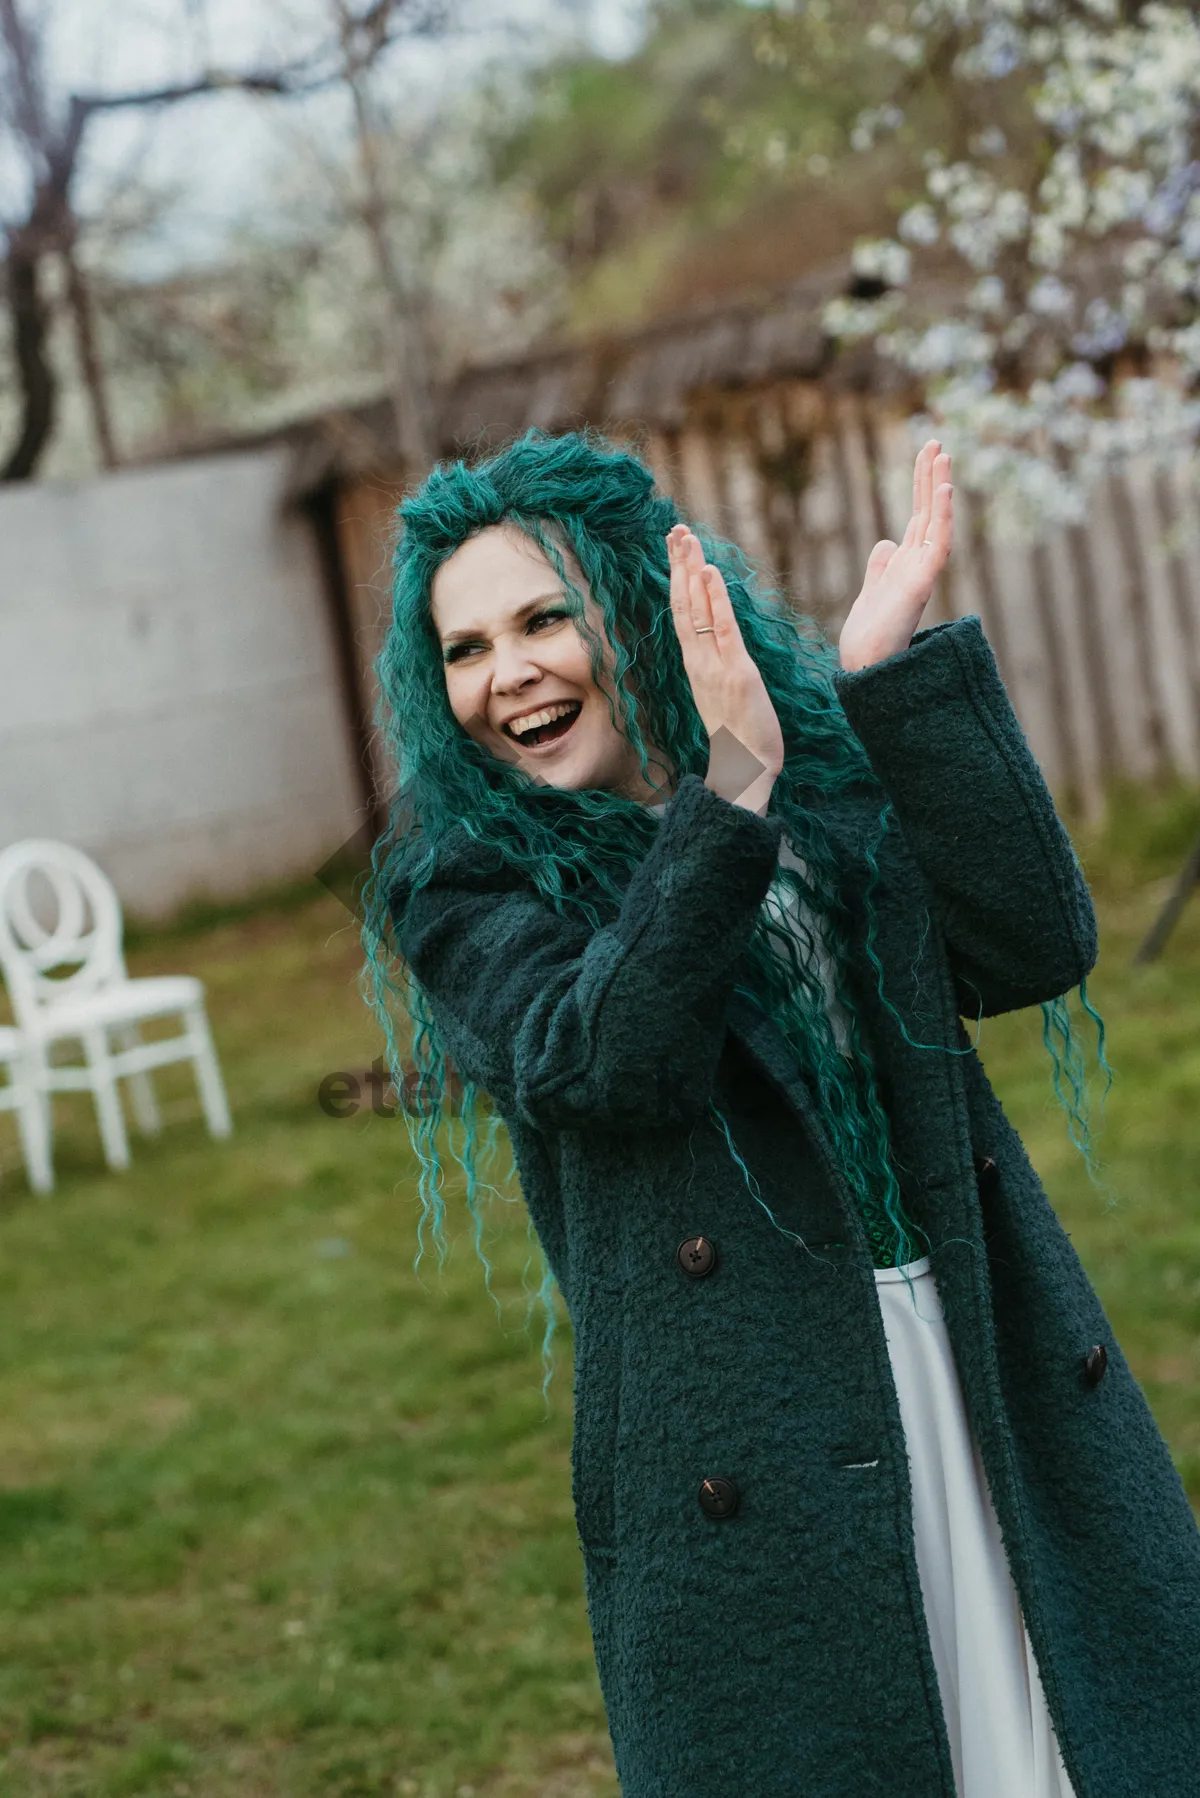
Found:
[0,780,1198,1797]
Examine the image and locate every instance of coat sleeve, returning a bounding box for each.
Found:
[388,772,785,1132]
[832,614,1098,1019]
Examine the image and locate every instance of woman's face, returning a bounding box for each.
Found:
[430,523,673,803]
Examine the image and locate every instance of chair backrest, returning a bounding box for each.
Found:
[0,840,126,1029]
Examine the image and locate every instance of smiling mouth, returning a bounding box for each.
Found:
[503,701,583,749]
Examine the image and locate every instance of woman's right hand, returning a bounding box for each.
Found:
[666,525,785,815]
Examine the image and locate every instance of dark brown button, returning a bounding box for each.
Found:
[973,1154,999,1194]
[698,1477,739,1519]
[677,1236,718,1279]
[1084,1344,1108,1387]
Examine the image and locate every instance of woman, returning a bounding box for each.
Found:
[366,428,1200,1798]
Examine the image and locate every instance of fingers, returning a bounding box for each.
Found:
[903,449,924,549]
[666,525,729,646]
[916,441,936,543]
[929,451,951,527]
[904,440,941,549]
[682,531,716,635]
[902,442,952,556]
[921,479,954,564]
[906,441,932,544]
[667,524,711,645]
[910,442,926,524]
[863,539,898,590]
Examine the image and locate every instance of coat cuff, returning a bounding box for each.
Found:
[660,767,785,835]
[653,771,785,886]
[831,615,1005,766]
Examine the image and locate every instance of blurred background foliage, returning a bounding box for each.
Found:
[487,0,946,331]
[0,0,1046,477]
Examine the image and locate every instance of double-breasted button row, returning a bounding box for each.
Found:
[698,1477,739,1519]
[677,1236,718,1279]
[677,1243,735,1518]
[1084,1343,1108,1387]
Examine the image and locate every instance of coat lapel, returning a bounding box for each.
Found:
[578,790,984,1264]
[721,787,984,1274]
[717,788,905,1257]
[724,988,838,1160]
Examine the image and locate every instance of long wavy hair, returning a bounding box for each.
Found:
[359,427,1108,1397]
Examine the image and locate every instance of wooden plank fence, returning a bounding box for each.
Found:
[335,379,1200,825]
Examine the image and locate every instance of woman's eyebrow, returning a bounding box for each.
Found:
[440,590,567,644]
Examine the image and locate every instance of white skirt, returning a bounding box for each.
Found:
[874,1257,1078,1798]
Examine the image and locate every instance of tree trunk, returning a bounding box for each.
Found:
[61,238,119,469]
[338,8,437,472]
[2,239,55,482]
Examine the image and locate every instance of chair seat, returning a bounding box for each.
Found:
[31,975,204,1038]
[0,840,232,1184]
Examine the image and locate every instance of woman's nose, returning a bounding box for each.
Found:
[490,634,543,688]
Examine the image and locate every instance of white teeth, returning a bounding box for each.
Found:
[507,701,580,739]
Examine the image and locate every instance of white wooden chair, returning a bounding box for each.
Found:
[0,1026,53,1193]
[0,840,233,1184]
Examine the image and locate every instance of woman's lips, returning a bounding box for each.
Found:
[505,703,583,757]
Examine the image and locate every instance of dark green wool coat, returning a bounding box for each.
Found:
[392,616,1200,1797]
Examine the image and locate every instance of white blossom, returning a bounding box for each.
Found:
[1073,298,1128,358]
[969,275,1007,315]
[836,1,1200,531]
[1159,250,1199,296]
[969,126,1009,158]
[822,295,902,342]
[850,104,904,153]
[1054,361,1105,403]
[852,238,912,286]
[1164,321,1200,376]
[1027,274,1075,316]
[1089,166,1153,233]
[898,203,941,246]
[1037,147,1089,232]
[1123,238,1162,279]
[992,191,1031,241]
[887,319,997,374]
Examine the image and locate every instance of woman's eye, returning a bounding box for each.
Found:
[444,609,568,664]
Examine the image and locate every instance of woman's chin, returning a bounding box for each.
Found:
[514,727,605,791]
[513,744,585,789]
[505,726,641,797]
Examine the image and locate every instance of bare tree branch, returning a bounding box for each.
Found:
[60,233,117,468]
[0,0,454,479]
[0,0,50,169]
[332,0,438,467]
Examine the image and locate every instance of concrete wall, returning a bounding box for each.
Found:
[0,447,364,921]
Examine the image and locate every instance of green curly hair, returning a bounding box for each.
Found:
[358,426,1109,1399]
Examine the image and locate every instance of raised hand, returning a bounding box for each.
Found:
[666,524,785,815]
[839,439,954,673]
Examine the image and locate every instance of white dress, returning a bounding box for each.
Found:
[644,801,1078,1796]
[876,1258,1077,1798]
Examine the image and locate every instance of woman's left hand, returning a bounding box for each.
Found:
[838,439,954,673]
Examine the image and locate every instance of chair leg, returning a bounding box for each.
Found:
[15,1083,54,1194]
[82,1026,131,1171]
[185,1003,233,1138]
[113,1022,162,1136]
